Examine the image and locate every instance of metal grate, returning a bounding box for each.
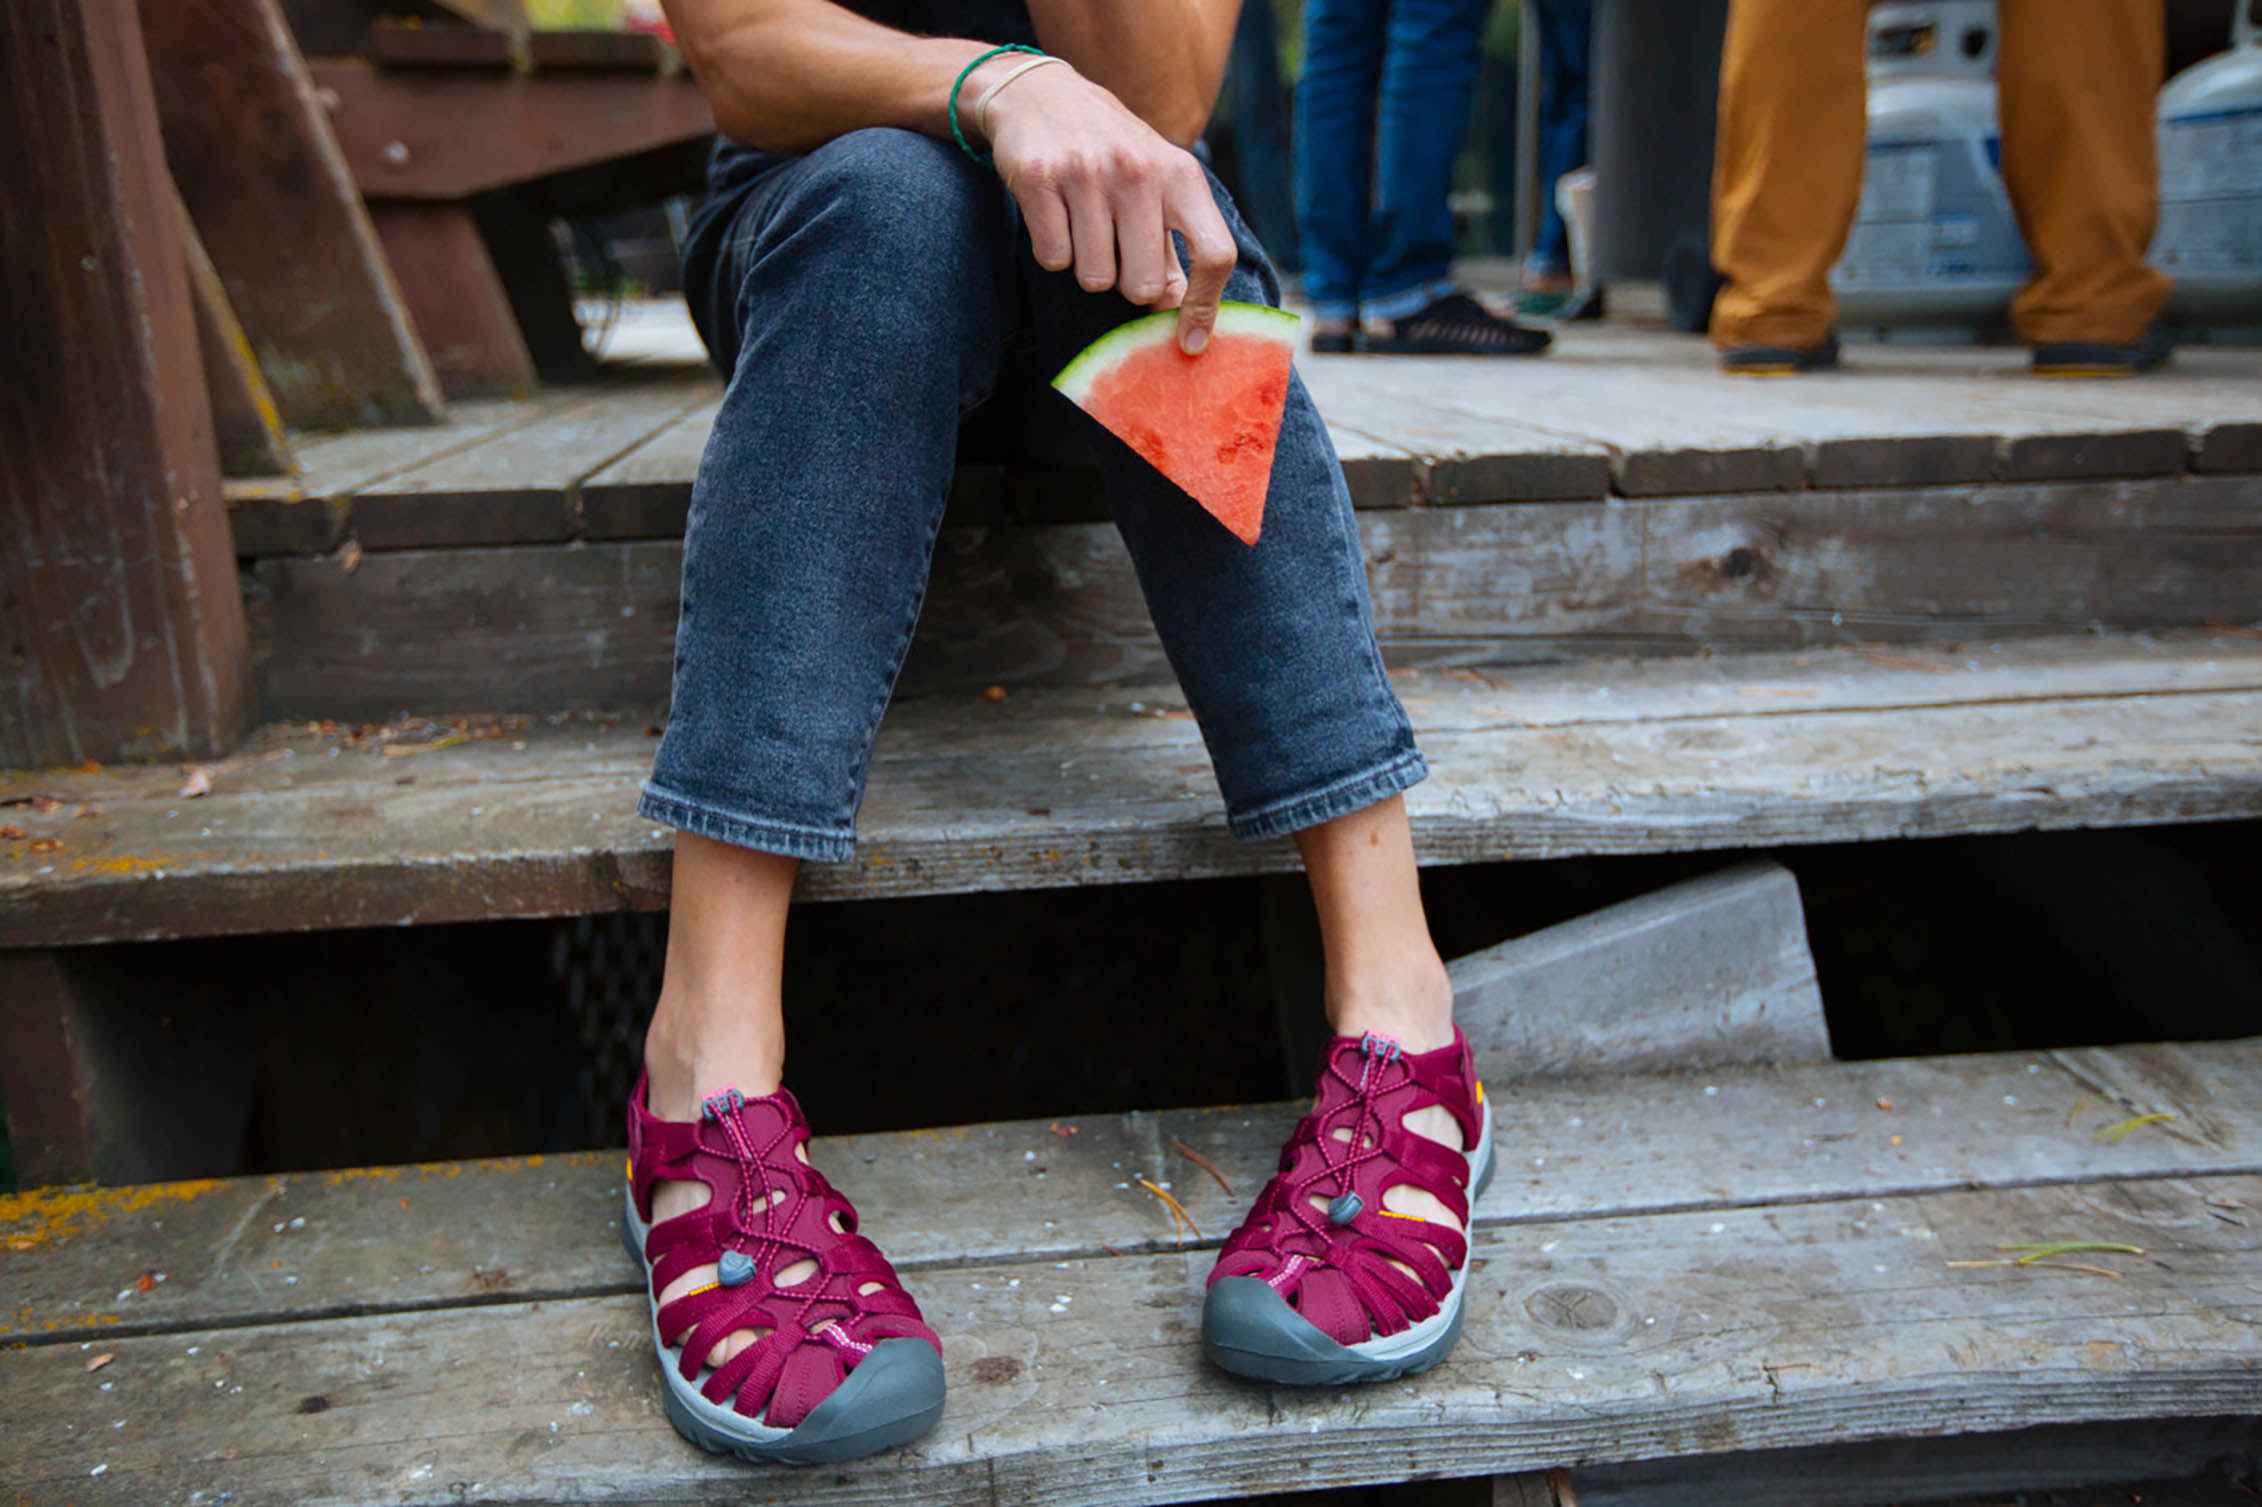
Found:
[551,912,668,1147]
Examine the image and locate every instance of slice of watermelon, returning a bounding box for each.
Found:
[1052,302,1299,546]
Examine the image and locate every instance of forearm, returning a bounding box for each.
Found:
[1027,0,1238,146]
[662,0,998,153]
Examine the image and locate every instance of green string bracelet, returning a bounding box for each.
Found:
[951,43,1044,165]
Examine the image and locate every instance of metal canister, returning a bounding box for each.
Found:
[1831,1,2033,333]
[2155,4,2262,321]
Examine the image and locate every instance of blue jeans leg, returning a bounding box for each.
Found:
[1362,0,1490,319]
[1228,0,1301,274]
[1294,0,1388,322]
[644,131,1425,858]
[641,130,1012,861]
[1529,0,1593,277]
[1019,174,1424,841]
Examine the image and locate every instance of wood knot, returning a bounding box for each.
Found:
[969,1355,1023,1385]
[1523,1281,1621,1333]
[296,1395,331,1414]
[1719,546,1758,578]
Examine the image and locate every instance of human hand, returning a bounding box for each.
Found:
[976,61,1238,354]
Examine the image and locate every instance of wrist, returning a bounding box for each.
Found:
[944,43,1045,158]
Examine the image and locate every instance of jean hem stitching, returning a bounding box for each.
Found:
[637,783,856,863]
[1227,748,1429,843]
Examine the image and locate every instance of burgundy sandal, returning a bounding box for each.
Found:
[1202,1029,1494,1384]
[623,1079,945,1463]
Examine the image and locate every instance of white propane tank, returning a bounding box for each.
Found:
[1830,0,2032,333]
[2154,2,2262,322]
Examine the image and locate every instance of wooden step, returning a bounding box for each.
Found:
[6,1039,2257,1503]
[216,332,2262,721]
[4,631,2259,948]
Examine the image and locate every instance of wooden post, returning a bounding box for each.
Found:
[0,947,261,1188]
[144,0,447,432]
[0,0,253,766]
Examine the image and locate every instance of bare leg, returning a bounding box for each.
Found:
[1294,793,1453,1052]
[1292,793,1464,1234]
[641,831,804,1369]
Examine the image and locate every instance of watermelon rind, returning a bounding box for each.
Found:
[1052,301,1301,405]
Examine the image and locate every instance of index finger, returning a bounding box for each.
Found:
[1166,169,1239,355]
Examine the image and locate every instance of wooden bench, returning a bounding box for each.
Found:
[7,1032,2258,1502]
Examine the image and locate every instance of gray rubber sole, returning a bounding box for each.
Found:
[1201,1098,1497,1386]
[620,1206,946,1464]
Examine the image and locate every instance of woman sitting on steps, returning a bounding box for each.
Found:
[630,0,1492,1463]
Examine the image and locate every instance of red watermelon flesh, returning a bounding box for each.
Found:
[1052,303,1299,546]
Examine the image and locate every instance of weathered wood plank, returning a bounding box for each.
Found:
[1299,358,1612,503]
[574,402,1417,541]
[7,1174,2257,1504]
[0,0,254,766]
[5,633,2260,943]
[577,398,717,539]
[177,187,295,480]
[1549,1416,2262,1507]
[368,201,538,401]
[235,473,2262,712]
[1331,354,1810,498]
[367,22,678,72]
[1449,860,1830,1080]
[344,373,711,548]
[11,1039,2254,1338]
[309,59,714,200]
[223,386,604,556]
[145,0,445,431]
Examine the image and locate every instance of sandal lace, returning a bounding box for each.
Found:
[699,1090,872,1352]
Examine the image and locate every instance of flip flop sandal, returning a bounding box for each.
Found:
[1359,292,1552,356]
[624,1079,946,1464]
[1203,1029,1495,1386]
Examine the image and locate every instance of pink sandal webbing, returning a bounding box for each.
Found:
[626,1078,939,1429]
[1208,1031,1485,1346]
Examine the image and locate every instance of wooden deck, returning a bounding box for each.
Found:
[6,1037,2258,1504]
[227,321,2262,552]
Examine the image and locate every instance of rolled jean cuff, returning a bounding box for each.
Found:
[1307,296,1360,323]
[637,781,857,864]
[1360,276,1458,323]
[1226,747,1430,844]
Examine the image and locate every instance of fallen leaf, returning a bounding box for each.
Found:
[178,766,212,799]
[2092,1112,2176,1145]
[134,1272,157,1292]
[28,838,60,853]
[0,825,21,839]
[379,734,467,758]
[1875,1097,1894,1111]
[86,1352,114,1372]
[1047,1121,1078,1137]
[337,539,363,574]
[982,685,1008,702]
[1170,1137,1234,1197]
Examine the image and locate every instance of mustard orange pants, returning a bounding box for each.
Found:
[1709,0,2170,350]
